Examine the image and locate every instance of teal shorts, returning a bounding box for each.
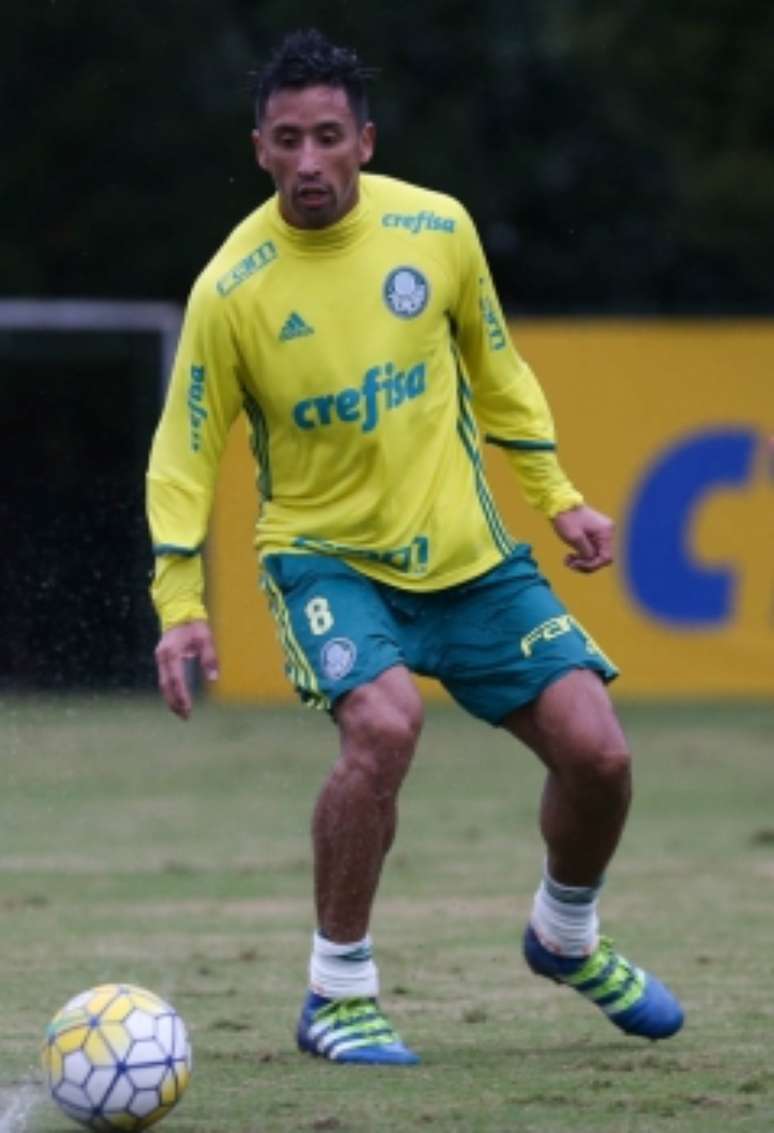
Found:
[261,547,618,725]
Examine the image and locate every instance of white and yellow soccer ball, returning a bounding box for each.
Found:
[41,983,192,1131]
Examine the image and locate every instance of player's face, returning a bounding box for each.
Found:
[253,84,375,229]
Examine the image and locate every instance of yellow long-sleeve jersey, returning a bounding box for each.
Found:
[147,173,583,629]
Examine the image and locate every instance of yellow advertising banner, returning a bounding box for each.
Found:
[210,320,773,701]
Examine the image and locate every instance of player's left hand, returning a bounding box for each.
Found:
[551,505,614,573]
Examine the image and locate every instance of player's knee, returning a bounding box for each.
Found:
[337,679,423,784]
[593,744,631,788]
[556,679,632,795]
[573,740,632,800]
[343,693,423,759]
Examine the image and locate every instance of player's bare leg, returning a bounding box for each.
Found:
[504,668,631,887]
[297,665,423,1064]
[315,664,423,939]
[504,668,683,1039]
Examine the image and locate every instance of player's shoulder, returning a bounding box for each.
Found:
[190,200,278,308]
[363,173,472,236]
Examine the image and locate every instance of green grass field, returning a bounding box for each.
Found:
[2,695,774,1132]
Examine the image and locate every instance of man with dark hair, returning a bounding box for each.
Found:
[254,28,373,127]
[147,28,683,1065]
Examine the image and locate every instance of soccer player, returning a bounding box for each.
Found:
[146,28,683,1064]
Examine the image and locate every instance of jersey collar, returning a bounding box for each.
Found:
[269,181,372,252]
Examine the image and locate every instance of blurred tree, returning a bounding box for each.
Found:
[2,2,257,298]
[549,0,774,309]
[2,0,772,312]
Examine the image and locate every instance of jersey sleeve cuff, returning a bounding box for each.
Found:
[150,552,208,631]
[501,447,584,517]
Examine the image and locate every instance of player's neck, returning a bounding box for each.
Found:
[271,183,371,251]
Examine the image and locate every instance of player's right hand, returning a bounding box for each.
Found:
[154,619,219,720]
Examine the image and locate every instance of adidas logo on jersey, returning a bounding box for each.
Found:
[279,311,314,341]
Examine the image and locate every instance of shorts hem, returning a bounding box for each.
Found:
[488,661,618,728]
[325,659,410,716]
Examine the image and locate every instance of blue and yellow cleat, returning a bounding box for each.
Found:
[524,925,684,1040]
[297,992,421,1064]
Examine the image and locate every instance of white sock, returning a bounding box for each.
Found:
[309,931,379,999]
[530,870,601,957]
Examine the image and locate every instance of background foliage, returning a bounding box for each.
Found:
[4,0,773,312]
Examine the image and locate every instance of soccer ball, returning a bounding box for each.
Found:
[41,983,192,1130]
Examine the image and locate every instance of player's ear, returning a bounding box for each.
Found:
[252,129,269,171]
[358,121,375,167]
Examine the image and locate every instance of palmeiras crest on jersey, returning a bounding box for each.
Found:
[321,637,358,681]
[383,266,429,318]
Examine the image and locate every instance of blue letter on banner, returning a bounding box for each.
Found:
[624,429,757,625]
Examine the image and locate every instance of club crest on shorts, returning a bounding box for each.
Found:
[383,266,429,318]
[321,637,358,681]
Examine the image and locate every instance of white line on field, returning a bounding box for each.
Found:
[0,1085,42,1132]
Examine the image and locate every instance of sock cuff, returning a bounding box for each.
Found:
[543,868,603,906]
[310,932,378,999]
[532,878,600,957]
[315,933,376,960]
[313,932,373,960]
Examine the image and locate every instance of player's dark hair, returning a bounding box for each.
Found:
[254,29,375,126]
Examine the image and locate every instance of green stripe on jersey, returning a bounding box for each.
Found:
[486,435,557,451]
[153,544,202,557]
[452,356,514,557]
[243,390,273,501]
